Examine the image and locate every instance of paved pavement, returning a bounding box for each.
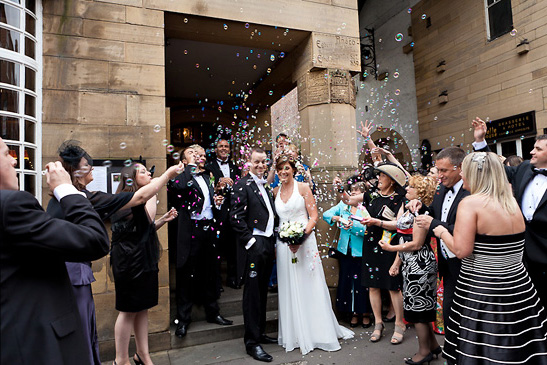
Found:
[104,322,447,365]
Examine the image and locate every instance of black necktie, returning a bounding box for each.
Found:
[217,159,229,165]
[531,166,547,176]
[442,186,454,198]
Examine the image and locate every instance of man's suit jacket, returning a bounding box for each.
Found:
[0,190,110,365]
[169,166,219,268]
[427,184,470,276]
[474,146,547,264]
[230,175,278,281]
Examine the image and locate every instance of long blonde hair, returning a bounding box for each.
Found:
[462,152,519,214]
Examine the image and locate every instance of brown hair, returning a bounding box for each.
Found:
[116,162,143,193]
[436,146,465,167]
[408,174,437,206]
[275,154,297,176]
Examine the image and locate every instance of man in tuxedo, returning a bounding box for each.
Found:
[206,139,241,289]
[472,118,547,306]
[414,146,469,325]
[0,138,110,364]
[231,147,278,362]
[169,145,233,339]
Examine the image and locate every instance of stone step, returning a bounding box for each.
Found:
[170,310,279,348]
[170,287,279,322]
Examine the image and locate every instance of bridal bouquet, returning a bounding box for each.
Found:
[278,221,306,264]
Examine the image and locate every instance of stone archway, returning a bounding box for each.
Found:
[359,127,413,170]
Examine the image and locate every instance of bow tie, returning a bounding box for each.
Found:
[531,166,547,176]
[443,186,454,195]
[255,178,268,185]
[217,159,229,165]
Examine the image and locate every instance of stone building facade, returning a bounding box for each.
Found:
[1,0,362,359]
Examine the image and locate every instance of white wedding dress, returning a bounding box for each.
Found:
[275,181,354,355]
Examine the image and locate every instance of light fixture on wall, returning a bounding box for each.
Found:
[516,39,530,55]
[360,28,378,80]
[438,90,448,104]
[436,60,446,73]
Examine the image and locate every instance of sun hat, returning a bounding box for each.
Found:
[374,162,407,187]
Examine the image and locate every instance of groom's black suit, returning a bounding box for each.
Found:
[230,174,278,348]
[427,183,469,324]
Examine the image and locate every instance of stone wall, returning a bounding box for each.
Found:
[411,0,547,150]
[42,0,171,352]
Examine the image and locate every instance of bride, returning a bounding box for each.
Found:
[274,155,354,355]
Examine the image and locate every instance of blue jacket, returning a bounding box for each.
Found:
[322,201,369,257]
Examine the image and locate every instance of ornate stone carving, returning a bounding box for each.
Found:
[297,69,356,110]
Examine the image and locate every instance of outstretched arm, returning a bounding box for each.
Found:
[432,198,476,259]
[358,120,382,163]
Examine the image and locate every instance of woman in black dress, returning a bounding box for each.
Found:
[111,162,178,365]
[379,174,441,364]
[337,163,407,344]
[47,141,182,365]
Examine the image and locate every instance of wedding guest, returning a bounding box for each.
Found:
[504,155,524,167]
[378,175,441,364]
[169,145,233,339]
[412,147,469,328]
[47,141,182,365]
[473,118,547,307]
[335,163,407,344]
[1,138,110,365]
[111,163,178,365]
[431,152,547,364]
[206,138,241,289]
[323,181,372,328]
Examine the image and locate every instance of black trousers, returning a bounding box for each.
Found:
[218,223,238,284]
[176,220,220,325]
[242,235,275,348]
[440,256,461,326]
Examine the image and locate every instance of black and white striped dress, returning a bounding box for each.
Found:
[443,232,547,364]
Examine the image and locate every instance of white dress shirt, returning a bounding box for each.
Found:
[246,172,275,249]
[217,159,230,178]
[54,184,87,201]
[190,173,214,220]
[439,179,463,259]
[522,174,547,221]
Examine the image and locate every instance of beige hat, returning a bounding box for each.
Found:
[374,163,407,187]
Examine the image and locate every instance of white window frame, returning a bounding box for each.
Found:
[0,0,42,199]
[484,0,512,41]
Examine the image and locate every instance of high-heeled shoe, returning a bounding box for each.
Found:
[350,314,359,328]
[134,353,144,365]
[404,352,434,365]
[370,323,384,342]
[431,346,442,359]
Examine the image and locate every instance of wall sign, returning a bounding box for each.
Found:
[485,111,536,142]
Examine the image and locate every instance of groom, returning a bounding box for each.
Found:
[231,147,278,362]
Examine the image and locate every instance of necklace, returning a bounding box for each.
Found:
[378,190,395,198]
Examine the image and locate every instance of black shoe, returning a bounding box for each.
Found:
[362,316,372,329]
[382,315,396,323]
[246,344,273,362]
[405,352,434,365]
[259,334,277,344]
[207,315,233,325]
[431,346,442,359]
[268,285,278,293]
[175,323,188,338]
[227,280,241,289]
[133,353,144,365]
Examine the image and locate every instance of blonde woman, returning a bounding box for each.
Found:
[432,152,547,364]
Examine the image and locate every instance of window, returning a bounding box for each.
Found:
[0,0,42,198]
[487,136,535,160]
[485,0,513,41]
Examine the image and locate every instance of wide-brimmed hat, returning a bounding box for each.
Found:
[374,163,407,187]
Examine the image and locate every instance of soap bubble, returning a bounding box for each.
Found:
[395,33,403,42]
[167,145,175,153]
[421,14,427,20]
[162,139,169,146]
[393,72,400,78]
[172,152,180,160]
[102,160,112,168]
[394,89,401,95]
[126,178,133,186]
[153,124,161,133]
[124,159,132,167]
[510,29,517,36]
[119,142,127,149]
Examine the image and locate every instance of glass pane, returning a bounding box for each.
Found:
[489,0,513,40]
[7,143,19,168]
[0,115,19,140]
[24,146,35,170]
[0,88,19,112]
[25,0,35,14]
[0,27,20,52]
[24,173,35,194]
[25,12,35,36]
[6,0,22,4]
[0,59,20,86]
[24,66,34,91]
[24,119,34,142]
[24,36,34,58]
[501,140,516,157]
[522,137,536,161]
[0,4,21,28]
[24,92,34,116]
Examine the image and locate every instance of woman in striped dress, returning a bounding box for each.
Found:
[432,152,547,365]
